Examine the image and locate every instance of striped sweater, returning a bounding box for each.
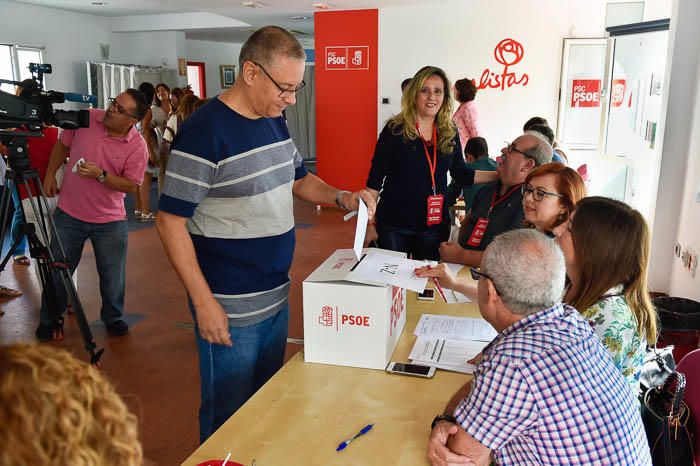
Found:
[159,97,308,326]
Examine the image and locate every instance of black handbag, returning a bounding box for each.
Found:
[641,371,695,466]
[640,345,676,395]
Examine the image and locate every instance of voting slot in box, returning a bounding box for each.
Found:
[303,248,407,370]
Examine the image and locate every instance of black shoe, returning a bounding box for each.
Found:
[35,323,55,341]
[106,319,129,336]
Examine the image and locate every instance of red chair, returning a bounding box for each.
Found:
[676,348,700,463]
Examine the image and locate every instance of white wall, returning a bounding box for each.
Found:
[656,0,700,300]
[0,0,110,94]
[378,0,613,148]
[185,39,242,98]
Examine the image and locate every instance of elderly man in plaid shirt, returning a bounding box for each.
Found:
[427,229,651,466]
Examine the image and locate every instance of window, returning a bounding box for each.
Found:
[0,44,44,93]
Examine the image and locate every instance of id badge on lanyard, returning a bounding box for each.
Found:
[466,184,523,248]
[418,123,443,226]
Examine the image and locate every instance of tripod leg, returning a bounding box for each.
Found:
[19,177,103,364]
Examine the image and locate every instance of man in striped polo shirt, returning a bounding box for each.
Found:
[427,229,650,465]
[156,26,375,442]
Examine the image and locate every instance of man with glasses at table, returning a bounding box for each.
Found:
[439,132,551,266]
[426,229,650,465]
[36,89,149,340]
[156,25,375,442]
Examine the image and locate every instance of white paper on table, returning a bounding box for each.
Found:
[414,314,497,341]
[409,336,486,372]
[352,198,368,260]
[347,251,428,293]
[443,289,472,304]
[444,262,465,276]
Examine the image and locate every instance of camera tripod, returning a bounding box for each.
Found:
[0,133,103,365]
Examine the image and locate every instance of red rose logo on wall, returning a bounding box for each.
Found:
[476,38,529,91]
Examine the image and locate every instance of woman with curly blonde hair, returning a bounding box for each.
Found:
[365,66,496,260]
[0,343,143,466]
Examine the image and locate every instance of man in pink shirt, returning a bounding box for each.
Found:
[36,89,149,340]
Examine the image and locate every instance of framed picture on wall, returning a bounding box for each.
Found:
[220,65,236,88]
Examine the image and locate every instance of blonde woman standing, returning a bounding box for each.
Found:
[365,66,495,260]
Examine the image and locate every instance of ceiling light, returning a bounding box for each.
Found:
[241,1,264,7]
[291,15,311,21]
[91,1,108,4]
[312,2,332,9]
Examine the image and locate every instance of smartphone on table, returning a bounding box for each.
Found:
[385,362,436,378]
[417,289,435,301]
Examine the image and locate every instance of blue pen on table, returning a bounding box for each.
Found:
[336,423,374,452]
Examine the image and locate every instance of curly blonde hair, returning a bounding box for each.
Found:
[389,65,457,155]
[0,343,143,466]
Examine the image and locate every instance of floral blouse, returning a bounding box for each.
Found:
[581,285,646,397]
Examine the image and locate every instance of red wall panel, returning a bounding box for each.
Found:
[314,9,378,192]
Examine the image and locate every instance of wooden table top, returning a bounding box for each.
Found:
[182,283,482,466]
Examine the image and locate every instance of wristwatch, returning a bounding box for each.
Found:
[97,170,107,183]
[431,413,457,430]
[335,190,351,211]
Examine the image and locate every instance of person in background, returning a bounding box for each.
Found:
[0,342,143,466]
[37,89,149,340]
[445,137,496,212]
[170,87,185,113]
[551,196,657,396]
[439,132,552,266]
[523,117,568,164]
[193,98,208,111]
[425,229,651,466]
[0,155,22,299]
[160,94,200,191]
[134,82,155,221]
[5,80,37,266]
[401,77,412,93]
[452,78,482,153]
[420,162,585,302]
[522,162,585,234]
[137,82,170,221]
[365,66,496,260]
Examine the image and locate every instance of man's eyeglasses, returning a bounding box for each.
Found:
[470,267,500,294]
[522,183,565,202]
[252,61,305,98]
[503,141,535,161]
[108,97,138,120]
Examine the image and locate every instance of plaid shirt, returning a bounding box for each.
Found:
[454,303,651,465]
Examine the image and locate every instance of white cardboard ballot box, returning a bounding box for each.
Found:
[303,248,407,370]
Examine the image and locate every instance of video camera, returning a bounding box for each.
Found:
[0,63,90,133]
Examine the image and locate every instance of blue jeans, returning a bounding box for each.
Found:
[40,208,128,326]
[190,302,289,443]
[10,188,28,256]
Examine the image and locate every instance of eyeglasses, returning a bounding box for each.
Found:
[252,61,306,98]
[470,267,501,294]
[522,183,565,202]
[108,97,138,120]
[503,141,535,162]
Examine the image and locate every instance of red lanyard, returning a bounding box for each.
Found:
[416,122,438,193]
[488,183,524,216]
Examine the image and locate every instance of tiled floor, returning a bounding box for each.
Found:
[0,196,355,465]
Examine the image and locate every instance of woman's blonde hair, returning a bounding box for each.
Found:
[0,343,143,466]
[568,197,658,342]
[388,66,457,155]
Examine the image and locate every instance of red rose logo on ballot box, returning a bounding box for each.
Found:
[303,249,407,370]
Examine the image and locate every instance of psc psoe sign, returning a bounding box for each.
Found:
[325,46,370,71]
